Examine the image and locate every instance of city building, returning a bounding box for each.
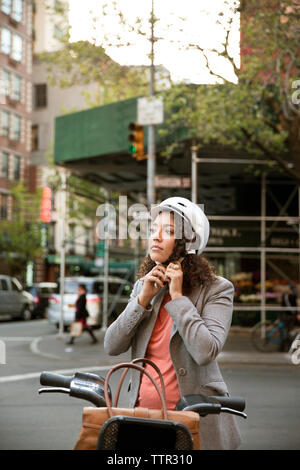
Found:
[31,0,100,282]
[0,0,33,274]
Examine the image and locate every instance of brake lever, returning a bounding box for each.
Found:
[183,403,247,419]
[220,407,247,419]
[38,387,70,395]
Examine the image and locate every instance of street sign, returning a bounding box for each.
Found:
[137,96,164,126]
[154,176,191,188]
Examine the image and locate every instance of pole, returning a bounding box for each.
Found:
[191,145,198,203]
[102,226,109,332]
[58,171,67,337]
[299,186,300,285]
[147,0,155,206]
[101,193,110,332]
[260,172,266,331]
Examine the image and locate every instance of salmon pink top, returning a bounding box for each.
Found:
[136,295,181,410]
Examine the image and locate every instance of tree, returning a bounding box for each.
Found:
[160,0,300,183]
[0,184,44,277]
[39,1,152,106]
[42,1,300,182]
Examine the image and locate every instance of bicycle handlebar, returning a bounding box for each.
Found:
[176,394,245,413]
[39,373,247,419]
[39,371,110,408]
[175,394,247,418]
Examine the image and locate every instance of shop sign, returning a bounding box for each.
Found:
[47,254,85,265]
[207,223,299,248]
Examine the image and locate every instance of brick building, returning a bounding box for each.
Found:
[0,0,32,223]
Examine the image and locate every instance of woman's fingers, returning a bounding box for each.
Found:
[150,266,166,282]
[148,275,164,288]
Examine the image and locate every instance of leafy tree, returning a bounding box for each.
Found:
[41,1,300,183]
[160,0,300,182]
[39,1,152,106]
[0,184,44,276]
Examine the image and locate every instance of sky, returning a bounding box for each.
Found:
[67,0,240,84]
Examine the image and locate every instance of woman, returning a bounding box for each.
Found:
[67,284,98,345]
[104,197,241,450]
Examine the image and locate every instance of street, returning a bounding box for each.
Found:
[0,319,299,450]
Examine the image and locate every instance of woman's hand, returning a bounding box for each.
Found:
[165,261,183,300]
[138,264,166,308]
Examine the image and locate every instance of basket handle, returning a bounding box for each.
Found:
[113,358,166,407]
[104,362,168,420]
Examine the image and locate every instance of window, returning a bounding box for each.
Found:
[11,74,21,101]
[13,154,20,180]
[31,124,38,151]
[11,278,21,291]
[0,278,9,290]
[1,28,11,55]
[54,25,63,39]
[1,110,9,137]
[12,0,22,22]
[11,33,22,62]
[47,222,55,252]
[34,84,47,108]
[12,114,21,140]
[69,224,75,253]
[85,228,91,255]
[1,152,9,178]
[0,193,8,219]
[2,69,10,97]
[1,0,11,15]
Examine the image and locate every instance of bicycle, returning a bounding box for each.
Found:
[251,315,299,352]
[38,368,247,450]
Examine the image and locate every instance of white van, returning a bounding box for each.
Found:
[0,275,34,320]
[46,275,132,329]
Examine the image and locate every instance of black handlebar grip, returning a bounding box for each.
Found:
[40,371,73,389]
[210,396,245,412]
[175,394,246,413]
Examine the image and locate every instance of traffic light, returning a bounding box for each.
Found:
[128,122,145,160]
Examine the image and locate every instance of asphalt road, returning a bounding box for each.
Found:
[0,319,299,450]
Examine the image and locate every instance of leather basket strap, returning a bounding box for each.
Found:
[104,362,168,420]
[113,358,166,407]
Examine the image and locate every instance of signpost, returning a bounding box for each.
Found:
[137,96,164,126]
[154,175,191,188]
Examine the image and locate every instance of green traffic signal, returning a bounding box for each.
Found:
[128,122,144,159]
[129,144,137,153]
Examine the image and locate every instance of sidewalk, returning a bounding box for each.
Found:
[35,326,294,367]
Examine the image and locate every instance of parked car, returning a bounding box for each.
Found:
[25,282,58,319]
[0,275,34,321]
[46,275,133,329]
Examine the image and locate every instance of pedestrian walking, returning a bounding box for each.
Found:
[104,197,241,450]
[67,284,98,345]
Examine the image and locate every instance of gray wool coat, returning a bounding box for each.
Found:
[104,275,242,450]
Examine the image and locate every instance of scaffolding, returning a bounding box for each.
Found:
[191,154,300,322]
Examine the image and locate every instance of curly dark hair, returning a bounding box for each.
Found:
[137,217,217,296]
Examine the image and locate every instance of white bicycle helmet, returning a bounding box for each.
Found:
[150,196,210,254]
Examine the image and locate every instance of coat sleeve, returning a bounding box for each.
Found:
[165,277,234,366]
[104,279,153,356]
[75,295,88,320]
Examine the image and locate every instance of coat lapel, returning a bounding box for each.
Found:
[169,283,203,338]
